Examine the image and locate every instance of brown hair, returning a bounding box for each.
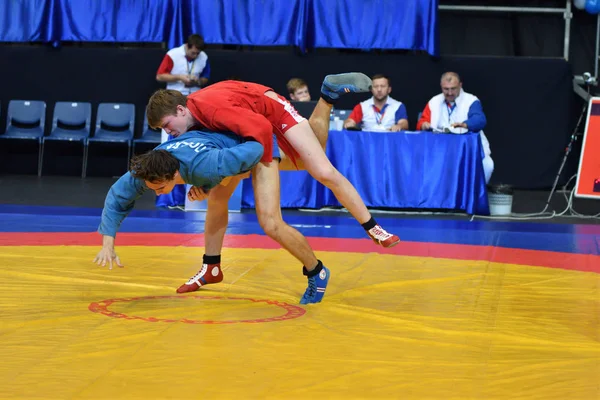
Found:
[130,150,179,183]
[286,78,308,95]
[146,89,188,129]
[371,74,391,86]
[187,34,205,50]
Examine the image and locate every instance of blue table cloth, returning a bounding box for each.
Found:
[242,130,490,215]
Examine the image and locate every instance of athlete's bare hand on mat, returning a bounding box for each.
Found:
[94,248,123,270]
[93,235,124,270]
[187,186,209,202]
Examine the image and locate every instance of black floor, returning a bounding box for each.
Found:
[0,174,157,210]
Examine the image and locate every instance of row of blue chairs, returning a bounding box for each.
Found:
[0,100,161,177]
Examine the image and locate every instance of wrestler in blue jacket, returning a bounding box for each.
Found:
[98,130,263,238]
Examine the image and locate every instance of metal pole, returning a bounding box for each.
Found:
[564,0,572,61]
[544,132,577,209]
[440,4,572,60]
[596,13,600,80]
[439,5,566,14]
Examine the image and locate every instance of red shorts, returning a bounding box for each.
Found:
[263,93,306,134]
[261,93,306,162]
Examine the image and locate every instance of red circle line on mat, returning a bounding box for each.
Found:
[88,295,307,324]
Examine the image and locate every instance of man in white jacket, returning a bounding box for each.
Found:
[344,74,409,132]
[417,72,494,183]
[156,34,210,97]
[154,34,211,207]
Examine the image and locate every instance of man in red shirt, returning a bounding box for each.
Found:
[146,73,400,297]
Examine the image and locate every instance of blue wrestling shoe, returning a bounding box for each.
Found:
[321,72,372,103]
[300,261,330,304]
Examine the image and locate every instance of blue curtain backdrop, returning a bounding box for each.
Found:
[306,0,438,52]
[0,0,439,55]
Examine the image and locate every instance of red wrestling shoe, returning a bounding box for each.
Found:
[367,225,400,248]
[176,264,223,293]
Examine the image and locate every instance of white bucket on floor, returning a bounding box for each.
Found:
[488,192,513,215]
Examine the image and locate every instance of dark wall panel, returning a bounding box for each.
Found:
[0,45,577,188]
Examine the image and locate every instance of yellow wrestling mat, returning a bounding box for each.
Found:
[0,246,599,399]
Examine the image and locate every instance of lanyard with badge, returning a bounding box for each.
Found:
[373,104,389,125]
[184,58,196,92]
[186,59,196,76]
[446,101,456,125]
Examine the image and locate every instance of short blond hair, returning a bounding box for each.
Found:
[146,89,188,129]
[286,78,308,95]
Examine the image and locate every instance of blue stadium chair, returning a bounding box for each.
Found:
[133,111,161,154]
[84,102,135,177]
[41,102,92,177]
[0,100,46,176]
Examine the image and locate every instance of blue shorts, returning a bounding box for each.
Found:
[272,134,281,160]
